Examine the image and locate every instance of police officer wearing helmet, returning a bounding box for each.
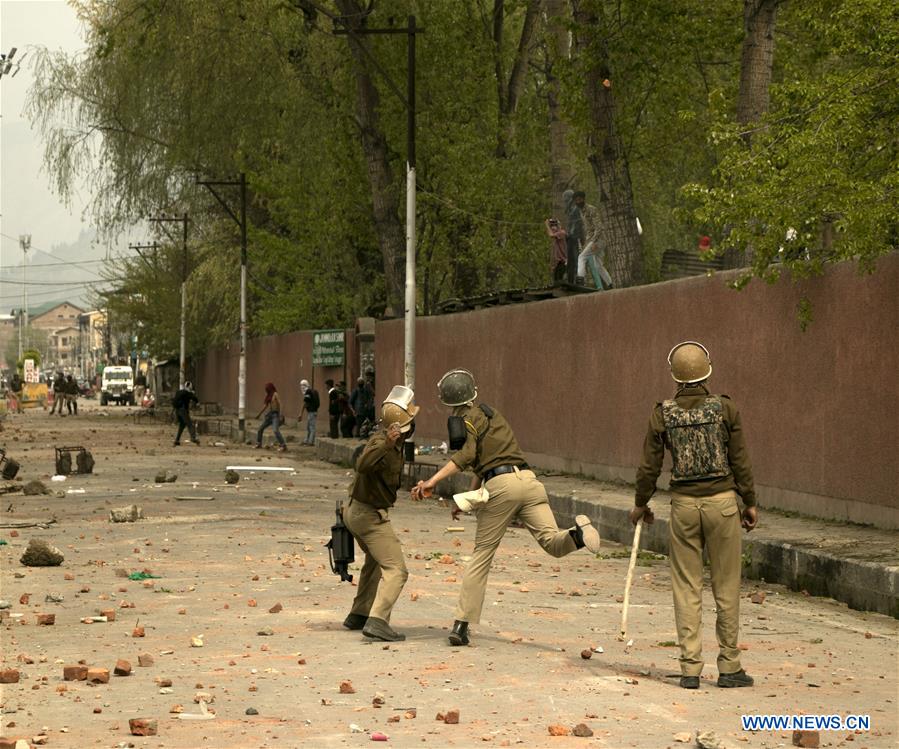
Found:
[342,385,420,642]
[411,369,602,647]
[630,342,758,690]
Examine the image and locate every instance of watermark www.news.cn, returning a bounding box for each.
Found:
[741,714,871,731]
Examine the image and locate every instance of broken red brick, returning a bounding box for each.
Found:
[580,649,593,660]
[63,665,88,681]
[137,653,154,667]
[87,667,110,684]
[792,730,820,748]
[0,669,20,684]
[156,678,173,688]
[9,529,18,537]
[132,626,145,637]
[547,724,570,736]
[99,609,116,621]
[129,718,158,736]
[444,709,460,725]
[36,614,55,626]
[247,599,257,607]
[18,593,29,605]
[79,586,90,593]
[404,709,417,719]
[268,603,283,614]
[339,680,355,694]
[750,591,766,604]
[114,659,132,676]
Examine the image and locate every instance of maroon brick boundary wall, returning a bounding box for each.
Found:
[374,256,899,529]
[195,329,357,421]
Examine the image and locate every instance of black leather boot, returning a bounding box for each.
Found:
[448,620,470,646]
[343,613,368,630]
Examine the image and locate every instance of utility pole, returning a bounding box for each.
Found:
[150,215,189,388]
[333,15,422,388]
[197,173,248,443]
[18,234,30,359]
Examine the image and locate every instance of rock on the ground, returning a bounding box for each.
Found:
[572,723,594,737]
[63,665,88,681]
[154,470,177,483]
[0,668,20,683]
[547,724,570,736]
[224,470,240,484]
[109,505,144,523]
[114,659,132,676]
[792,730,820,748]
[22,480,48,495]
[129,718,157,736]
[20,539,64,567]
[695,731,723,748]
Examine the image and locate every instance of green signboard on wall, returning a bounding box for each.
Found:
[312,329,345,367]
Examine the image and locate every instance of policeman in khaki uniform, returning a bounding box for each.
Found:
[412,369,601,647]
[630,342,759,689]
[342,385,420,642]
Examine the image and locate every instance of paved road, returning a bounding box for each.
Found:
[1,404,896,748]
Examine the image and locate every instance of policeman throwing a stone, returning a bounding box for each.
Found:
[411,369,601,647]
[341,385,420,642]
[629,341,759,689]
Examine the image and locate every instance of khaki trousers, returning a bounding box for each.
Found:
[456,469,577,623]
[343,500,409,622]
[669,491,743,676]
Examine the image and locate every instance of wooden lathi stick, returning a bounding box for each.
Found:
[618,518,644,641]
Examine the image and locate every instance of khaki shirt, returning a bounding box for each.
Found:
[449,404,527,478]
[350,430,404,510]
[635,385,757,507]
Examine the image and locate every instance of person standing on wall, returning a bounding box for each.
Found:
[629,341,758,690]
[563,189,584,285]
[299,378,320,446]
[255,382,287,452]
[172,381,200,446]
[342,385,420,642]
[411,369,602,647]
[574,191,614,289]
[545,218,568,285]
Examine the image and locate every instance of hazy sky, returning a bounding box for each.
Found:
[1,0,91,253]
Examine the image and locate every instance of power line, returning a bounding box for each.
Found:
[0,279,108,287]
[0,232,109,276]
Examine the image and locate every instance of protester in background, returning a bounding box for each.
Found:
[545,218,568,284]
[255,382,287,452]
[326,379,339,438]
[299,378,320,446]
[629,341,758,690]
[574,191,614,290]
[64,374,79,416]
[8,372,22,413]
[563,189,584,285]
[349,377,375,437]
[172,381,200,446]
[134,370,147,403]
[49,371,65,415]
[337,381,356,438]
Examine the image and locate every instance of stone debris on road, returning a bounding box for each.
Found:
[19,538,64,566]
[0,407,895,749]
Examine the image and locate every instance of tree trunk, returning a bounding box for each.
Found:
[544,0,575,221]
[571,0,644,287]
[494,0,544,158]
[736,0,779,129]
[728,0,779,269]
[334,0,406,316]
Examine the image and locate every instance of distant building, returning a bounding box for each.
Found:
[78,310,107,379]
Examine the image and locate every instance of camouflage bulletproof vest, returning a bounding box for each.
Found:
[661,396,731,481]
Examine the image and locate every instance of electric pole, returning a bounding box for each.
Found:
[197,173,248,443]
[18,234,31,360]
[150,215,189,388]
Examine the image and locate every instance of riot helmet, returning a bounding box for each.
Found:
[381,385,419,433]
[437,369,477,407]
[668,341,712,384]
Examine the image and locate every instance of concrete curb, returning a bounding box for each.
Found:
[316,437,898,619]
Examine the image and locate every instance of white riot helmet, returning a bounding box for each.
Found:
[381,385,420,433]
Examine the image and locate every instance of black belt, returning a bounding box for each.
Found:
[482,463,529,482]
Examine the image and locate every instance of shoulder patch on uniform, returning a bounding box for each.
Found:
[464,419,478,434]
